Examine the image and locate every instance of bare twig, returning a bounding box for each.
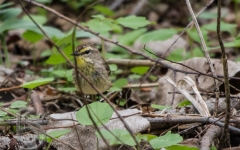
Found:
[0,107,79,150]
[217,0,231,148]
[185,0,220,116]
[200,125,222,150]
[147,116,240,133]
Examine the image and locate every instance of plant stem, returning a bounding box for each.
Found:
[101,39,106,59]
[1,33,10,67]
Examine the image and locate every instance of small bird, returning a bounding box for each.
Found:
[72,44,111,95]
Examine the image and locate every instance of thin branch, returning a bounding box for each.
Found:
[217,0,231,147]
[185,0,220,116]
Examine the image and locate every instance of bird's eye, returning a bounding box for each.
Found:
[84,50,90,54]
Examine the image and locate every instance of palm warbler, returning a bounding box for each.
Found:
[72,44,111,94]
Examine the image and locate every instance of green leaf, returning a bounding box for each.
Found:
[52,69,73,81]
[210,146,217,150]
[151,104,171,110]
[0,8,22,21]
[198,12,217,19]
[22,30,44,43]
[141,134,158,141]
[21,78,54,89]
[0,19,35,33]
[165,145,199,150]
[138,28,177,43]
[109,64,118,72]
[202,21,236,35]
[76,102,113,126]
[57,87,76,92]
[40,49,52,57]
[109,78,128,91]
[22,14,47,25]
[177,100,192,107]
[45,45,72,65]
[118,28,147,45]
[224,39,240,48]
[10,101,27,109]
[33,26,64,39]
[96,129,137,146]
[116,16,150,29]
[85,17,112,36]
[111,23,123,33]
[186,28,208,43]
[35,0,52,3]
[0,2,14,9]
[167,48,186,62]
[8,109,18,114]
[0,111,7,117]
[93,5,114,17]
[149,131,183,149]
[38,129,71,143]
[131,67,149,75]
[116,99,127,107]
[76,30,95,38]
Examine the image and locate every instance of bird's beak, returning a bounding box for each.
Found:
[71,52,80,56]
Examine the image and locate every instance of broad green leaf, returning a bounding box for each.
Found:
[167,48,186,62]
[109,64,118,72]
[76,30,95,38]
[210,146,217,150]
[190,47,204,58]
[32,26,64,39]
[8,109,18,114]
[116,16,150,29]
[76,102,113,126]
[198,12,217,19]
[21,78,54,89]
[96,129,137,146]
[131,67,149,75]
[116,99,127,107]
[128,74,141,80]
[0,19,35,33]
[140,134,158,141]
[10,101,27,109]
[93,5,114,16]
[151,104,171,110]
[111,23,123,33]
[109,78,128,91]
[52,69,73,81]
[35,0,52,3]
[38,129,71,143]
[118,28,147,45]
[0,111,7,117]
[135,133,148,141]
[0,8,22,21]
[57,87,76,92]
[45,45,73,65]
[177,100,192,107]
[150,131,183,149]
[202,21,236,35]
[85,17,112,36]
[22,30,44,43]
[138,28,177,43]
[22,14,47,25]
[45,34,74,65]
[166,145,199,150]
[224,39,240,48]
[0,2,14,9]
[40,49,52,57]
[186,28,208,43]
